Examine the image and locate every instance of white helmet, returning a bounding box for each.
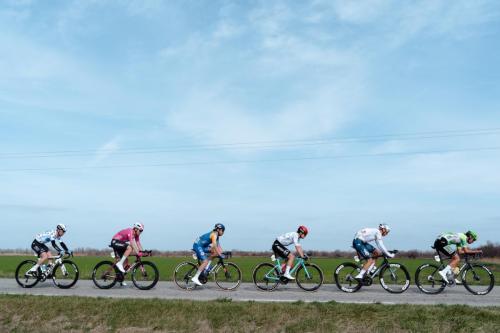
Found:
[57,224,67,232]
[379,223,390,233]
[133,222,144,231]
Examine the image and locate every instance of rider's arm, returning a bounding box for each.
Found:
[293,233,305,257]
[458,247,482,255]
[211,232,223,256]
[129,237,140,254]
[375,235,393,258]
[51,240,63,253]
[59,241,69,252]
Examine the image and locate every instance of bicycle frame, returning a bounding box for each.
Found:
[264,256,310,282]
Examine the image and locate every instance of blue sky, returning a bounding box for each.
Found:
[1,0,500,251]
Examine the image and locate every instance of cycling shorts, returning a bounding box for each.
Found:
[434,237,456,258]
[31,240,49,257]
[353,238,375,259]
[111,239,129,258]
[272,240,290,259]
[193,242,210,261]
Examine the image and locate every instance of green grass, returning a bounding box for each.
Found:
[1,255,499,284]
[0,294,498,332]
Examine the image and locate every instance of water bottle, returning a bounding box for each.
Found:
[370,265,377,274]
[41,264,47,273]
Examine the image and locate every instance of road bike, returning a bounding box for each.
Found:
[334,250,410,293]
[15,252,79,289]
[174,251,242,290]
[252,254,324,291]
[415,248,494,295]
[92,250,159,290]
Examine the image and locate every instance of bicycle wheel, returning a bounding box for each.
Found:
[334,262,362,293]
[296,263,324,291]
[132,261,159,290]
[415,263,446,294]
[52,260,79,289]
[252,263,280,291]
[15,260,40,288]
[379,263,410,293]
[215,262,242,290]
[462,264,495,295]
[173,262,198,290]
[92,261,118,289]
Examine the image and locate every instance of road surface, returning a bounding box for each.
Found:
[1,279,498,307]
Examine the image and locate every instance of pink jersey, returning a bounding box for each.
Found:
[113,228,140,245]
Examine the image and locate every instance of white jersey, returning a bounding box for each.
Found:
[354,228,391,257]
[35,230,61,244]
[276,232,301,247]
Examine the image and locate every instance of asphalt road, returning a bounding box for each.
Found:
[1,279,498,307]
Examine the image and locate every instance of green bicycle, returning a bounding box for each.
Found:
[252,254,324,291]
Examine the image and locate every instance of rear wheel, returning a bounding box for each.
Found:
[15,260,40,288]
[173,262,198,290]
[252,263,280,291]
[132,261,159,290]
[462,264,494,295]
[52,260,79,289]
[334,262,362,293]
[92,261,118,289]
[296,263,324,291]
[379,263,410,293]
[415,263,446,294]
[215,262,242,290]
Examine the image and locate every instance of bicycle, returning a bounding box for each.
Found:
[252,254,324,291]
[15,252,79,289]
[92,249,159,290]
[174,251,242,290]
[415,248,494,295]
[334,250,410,293]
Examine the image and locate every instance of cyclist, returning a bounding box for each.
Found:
[111,222,144,273]
[352,224,393,280]
[435,230,481,283]
[272,226,309,280]
[191,223,225,286]
[27,224,71,275]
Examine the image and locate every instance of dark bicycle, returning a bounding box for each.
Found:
[92,250,159,290]
[415,248,494,295]
[174,251,242,290]
[334,250,410,293]
[15,253,79,289]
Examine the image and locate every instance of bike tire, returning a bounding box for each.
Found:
[92,261,118,289]
[334,262,362,293]
[379,263,411,294]
[415,263,446,294]
[462,264,495,295]
[173,262,198,290]
[15,260,40,288]
[52,260,79,289]
[132,261,159,290]
[252,263,280,291]
[296,263,324,292]
[215,262,242,291]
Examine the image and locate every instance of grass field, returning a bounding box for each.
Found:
[1,255,499,284]
[0,294,499,332]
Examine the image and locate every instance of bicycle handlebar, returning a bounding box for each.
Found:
[139,250,153,257]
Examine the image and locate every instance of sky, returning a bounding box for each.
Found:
[1,0,500,251]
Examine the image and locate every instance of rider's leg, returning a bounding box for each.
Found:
[116,245,132,272]
[449,253,460,269]
[29,251,49,272]
[283,253,295,279]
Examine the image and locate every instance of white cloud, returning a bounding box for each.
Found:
[88,137,121,166]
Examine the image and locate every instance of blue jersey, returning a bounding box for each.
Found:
[195,231,218,249]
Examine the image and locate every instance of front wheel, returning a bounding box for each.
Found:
[215,262,242,290]
[415,263,446,294]
[132,261,159,290]
[52,260,79,289]
[173,262,198,290]
[462,264,495,295]
[379,263,410,293]
[334,262,361,293]
[92,261,118,289]
[296,263,324,291]
[15,260,40,288]
[252,263,280,291]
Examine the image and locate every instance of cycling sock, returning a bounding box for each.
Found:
[355,269,367,278]
[30,264,40,271]
[285,266,291,275]
[193,271,201,279]
[118,256,126,266]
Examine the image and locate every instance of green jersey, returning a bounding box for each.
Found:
[439,232,468,249]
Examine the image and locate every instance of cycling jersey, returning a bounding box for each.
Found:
[276,232,301,247]
[438,232,468,249]
[113,228,140,244]
[353,228,390,257]
[33,230,68,254]
[195,231,219,249]
[35,230,61,244]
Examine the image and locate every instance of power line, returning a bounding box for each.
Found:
[1,146,499,172]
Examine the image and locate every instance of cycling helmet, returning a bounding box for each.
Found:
[56,224,67,232]
[379,223,390,233]
[133,222,144,231]
[297,225,308,236]
[466,230,478,241]
[214,223,225,232]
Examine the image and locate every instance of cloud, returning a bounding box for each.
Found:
[88,137,120,166]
